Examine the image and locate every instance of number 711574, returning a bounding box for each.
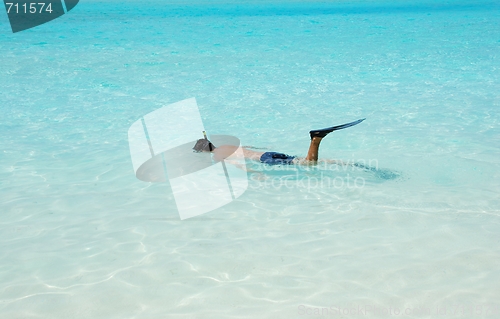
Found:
[5,2,54,14]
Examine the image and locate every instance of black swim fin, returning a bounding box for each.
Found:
[310,118,366,139]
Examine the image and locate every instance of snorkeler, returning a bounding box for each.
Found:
[192,118,366,165]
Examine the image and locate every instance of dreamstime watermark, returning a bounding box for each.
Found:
[249,158,379,191]
[250,172,366,190]
[128,98,248,220]
[3,0,79,33]
[297,303,499,317]
[128,98,385,219]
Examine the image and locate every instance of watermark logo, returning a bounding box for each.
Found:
[248,162,371,191]
[3,0,79,33]
[128,98,248,220]
[297,303,499,317]
[247,158,399,192]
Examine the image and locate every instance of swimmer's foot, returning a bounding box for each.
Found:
[309,127,335,139]
[309,118,366,140]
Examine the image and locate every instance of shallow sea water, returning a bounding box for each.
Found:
[1,1,500,318]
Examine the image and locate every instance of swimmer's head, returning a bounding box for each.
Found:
[193,139,216,152]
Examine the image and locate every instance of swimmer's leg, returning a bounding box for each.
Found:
[304,136,323,162]
[304,119,365,163]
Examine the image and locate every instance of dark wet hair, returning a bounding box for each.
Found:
[193,139,215,152]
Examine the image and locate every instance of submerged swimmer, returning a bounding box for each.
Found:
[193,119,366,166]
[192,118,400,180]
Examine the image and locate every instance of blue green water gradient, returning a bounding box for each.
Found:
[1,1,499,318]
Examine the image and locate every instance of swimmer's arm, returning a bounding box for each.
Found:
[321,159,354,166]
[223,158,259,173]
[320,159,372,170]
[213,152,258,173]
[213,146,261,172]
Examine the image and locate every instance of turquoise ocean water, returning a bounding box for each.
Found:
[1,1,499,318]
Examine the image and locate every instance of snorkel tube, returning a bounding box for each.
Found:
[203,131,215,151]
[193,131,216,152]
